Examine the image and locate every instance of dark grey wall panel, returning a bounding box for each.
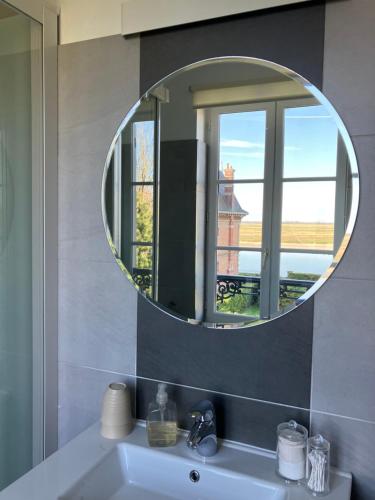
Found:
[140,2,325,94]
[136,1,325,448]
[137,378,310,450]
[138,294,314,409]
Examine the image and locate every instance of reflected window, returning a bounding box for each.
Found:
[105,97,158,298]
[205,99,352,324]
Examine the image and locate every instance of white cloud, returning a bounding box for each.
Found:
[221,151,264,159]
[285,115,332,120]
[220,139,265,149]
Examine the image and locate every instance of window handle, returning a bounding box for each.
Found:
[262,249,269,270]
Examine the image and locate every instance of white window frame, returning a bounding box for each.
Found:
[112,97,160,300]
[204,97,348,325]
[205,101,276,324]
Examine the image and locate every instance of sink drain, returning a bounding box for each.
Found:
[189,470,200,483]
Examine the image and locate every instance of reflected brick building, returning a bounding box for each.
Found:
[217,164,248,275]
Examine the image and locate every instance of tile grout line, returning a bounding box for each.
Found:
[60,361,375,427]
[330,276,375,283]
[350,133,375,139]
[61,360,308,411]
[310,408,375,427]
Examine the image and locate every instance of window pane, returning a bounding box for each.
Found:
[217,249,261,276]
[280,252,333,279]
[281,181,335,251]
[219,110,266,180]
[283,105,338,178]
[216,250,261,317]
[133,120,154,182]
[279,252,333,309]
[217,183,263,248]
[134,185,153,243]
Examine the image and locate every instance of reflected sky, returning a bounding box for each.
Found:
[219,110,266,180]
[283,105,338,178]
[219,104,340,222]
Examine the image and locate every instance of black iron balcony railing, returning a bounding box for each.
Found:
[217,274,315,304]
[279,277,316,302]
[132,268,152,291]
[217,275,261,303]
[132,268,315,304]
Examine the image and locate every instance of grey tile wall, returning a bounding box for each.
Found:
[59,259,137,374]
[310,2,375,499]
[312,277,375,422]
[58,35,140,446]
[311,413,375,500]
[59,363,135,446]
[322,0,375,138]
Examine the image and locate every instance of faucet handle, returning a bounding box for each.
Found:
[189,400,215,423]
[190,409,214,423]
[187,401,217,457]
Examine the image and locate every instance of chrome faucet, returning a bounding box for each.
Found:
[186,400,217,457]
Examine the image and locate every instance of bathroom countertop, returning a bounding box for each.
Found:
[0,422,352,500]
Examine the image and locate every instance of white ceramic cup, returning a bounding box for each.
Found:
[101,382,134,439]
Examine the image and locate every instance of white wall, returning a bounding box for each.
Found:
[122,0,312,36]
[60,0,311,45]
[60,0,124,45]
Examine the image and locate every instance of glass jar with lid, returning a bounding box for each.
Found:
[306,434,330,496]
[276,420,308,482]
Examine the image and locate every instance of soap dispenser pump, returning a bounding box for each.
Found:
[147,383,177,447]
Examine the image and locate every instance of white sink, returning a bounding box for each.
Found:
[61,442,286,500]
[0,422,351,500]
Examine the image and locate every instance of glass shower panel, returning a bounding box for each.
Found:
[0,2,42,490]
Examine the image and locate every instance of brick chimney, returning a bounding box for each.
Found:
[223,163,234,197]
[223,163,235,180]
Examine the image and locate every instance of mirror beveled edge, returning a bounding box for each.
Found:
[101,56,360,330]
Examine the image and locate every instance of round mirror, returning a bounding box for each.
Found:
[102,57,359,328]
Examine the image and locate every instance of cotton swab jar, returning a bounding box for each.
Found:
[276,420,308,482]
[306,434,330,496]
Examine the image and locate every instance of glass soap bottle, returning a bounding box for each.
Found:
[276,420,308,482]
[147,383,177,447]
[306,434,330,496]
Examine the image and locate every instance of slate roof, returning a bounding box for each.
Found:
[218,171,248,217]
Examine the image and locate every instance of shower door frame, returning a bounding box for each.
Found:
[3,0,59,467]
